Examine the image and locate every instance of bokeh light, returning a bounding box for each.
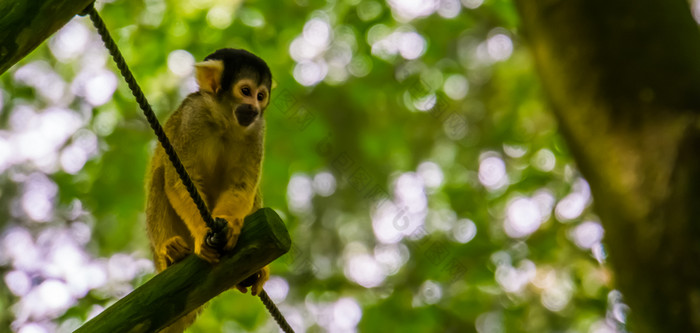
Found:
[387,0,438,22]
[504,196,542,238]
[167,50,195,77]
[357,1,383,21]
[555,178,591,222]
[531,148,555,172]
[414,280,442,306]
[22,173,58,222]
[312,171,337,197]
[14,62,71,105]
[438,0,462,18]
[49,21,90,62]
[443,74,469,100]
[452,218,477,243]
[478,153,508,190]
[206,5,233,29]
[239,7,266,27]
[287,174,314,213]
[371,28,427,61]
[571,221,604,249]
[462,0,484,9]
[265,276,290,303]
[344,243,387,288]
[486,33,513,61]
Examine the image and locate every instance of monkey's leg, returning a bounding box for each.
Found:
[147,164,194,272]
[154,203,193,270]
[163,165,222,264]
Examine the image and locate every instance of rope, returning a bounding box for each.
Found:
[259,290,295,333]
[80,4,294,332]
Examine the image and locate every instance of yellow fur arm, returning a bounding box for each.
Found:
[211,187,256,250]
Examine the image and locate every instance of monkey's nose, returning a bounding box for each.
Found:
[235,104,259,127]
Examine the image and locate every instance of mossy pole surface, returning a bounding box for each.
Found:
[0,0,94,75]
[75,208,291,333]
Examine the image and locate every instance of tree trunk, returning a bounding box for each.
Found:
[515,0,700,331]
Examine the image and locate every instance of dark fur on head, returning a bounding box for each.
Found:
[204,48,272,93]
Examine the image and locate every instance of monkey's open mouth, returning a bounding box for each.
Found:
[235,105,259,127]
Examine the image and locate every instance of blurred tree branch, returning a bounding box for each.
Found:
[516,0,700,331]
[75,208,291,333]
[0,0,94,75]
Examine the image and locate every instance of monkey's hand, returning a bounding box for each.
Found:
[236,265,270,296]
[196,238,222,264]
[215,215,243,251]
[194,216,243,263]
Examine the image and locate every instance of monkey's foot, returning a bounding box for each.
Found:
[163,236,191,266]
[236,265,270,296]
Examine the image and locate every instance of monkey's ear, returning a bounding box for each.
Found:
[271,79,278,90]
[194,60,224,93]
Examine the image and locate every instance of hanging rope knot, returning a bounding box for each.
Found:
[206,217,229,249]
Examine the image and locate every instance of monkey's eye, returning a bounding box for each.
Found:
[257,92,265,101]
[241,87,251,96]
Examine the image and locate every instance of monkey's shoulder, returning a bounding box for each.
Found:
[164,93,224,137]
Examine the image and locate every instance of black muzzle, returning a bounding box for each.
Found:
[235,104,259,127]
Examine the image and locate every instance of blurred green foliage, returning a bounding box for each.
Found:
[0,0,621,332]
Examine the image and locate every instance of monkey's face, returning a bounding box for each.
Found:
[195,49,272,130]
[231,78,269,128]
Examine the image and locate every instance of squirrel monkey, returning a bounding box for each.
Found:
[146,48,271,332]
